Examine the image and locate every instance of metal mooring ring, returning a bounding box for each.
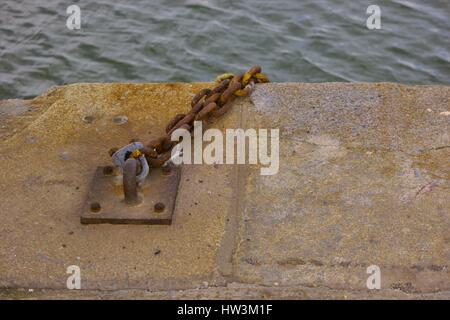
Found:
[111,142,149,186]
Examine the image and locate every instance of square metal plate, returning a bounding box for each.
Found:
[81,165,181,225]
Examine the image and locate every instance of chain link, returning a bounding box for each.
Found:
[113,66,269,168]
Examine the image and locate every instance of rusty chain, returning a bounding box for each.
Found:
[112,65,269,169]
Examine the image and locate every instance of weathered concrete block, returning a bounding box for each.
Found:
[0,82,448,298]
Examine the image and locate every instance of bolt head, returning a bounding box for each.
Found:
[90,202,101,213]
[154,202,165,212]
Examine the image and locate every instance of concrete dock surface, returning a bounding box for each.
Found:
[0,82,449,299]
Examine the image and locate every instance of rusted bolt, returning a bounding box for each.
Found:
[102,165,114,176]
[161,165,172,176]
[108,147,118,157]
[113,115,128,125]
[90,202,101,213]
[154,202,165,212]
[82,115,95,124]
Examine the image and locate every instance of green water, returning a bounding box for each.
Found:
[0,0,449,99]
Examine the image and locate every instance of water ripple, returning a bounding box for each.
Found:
[0,0,449,99]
